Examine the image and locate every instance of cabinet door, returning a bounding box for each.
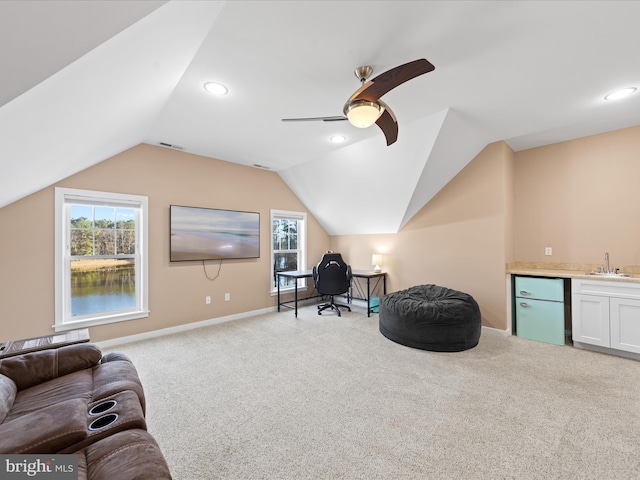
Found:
[610,297,640,354]
[572,293,610,347]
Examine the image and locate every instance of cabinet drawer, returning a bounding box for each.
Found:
[516,298,565,345]
[572,278,640,299]
[515,276,564,301]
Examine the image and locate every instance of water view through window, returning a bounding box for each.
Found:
[70,204,137,317]
[71,260,136,316]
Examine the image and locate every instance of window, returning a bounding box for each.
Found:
[271,210,306,292]
[55,188,149,331]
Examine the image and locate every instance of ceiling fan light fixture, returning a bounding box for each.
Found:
[344,100,383,128]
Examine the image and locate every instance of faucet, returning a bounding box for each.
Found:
[604,252,620,273]
[596,252,622,275]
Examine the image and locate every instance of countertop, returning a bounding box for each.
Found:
[506,261,640,283]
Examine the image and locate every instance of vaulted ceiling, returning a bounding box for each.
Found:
[2,1,639,234]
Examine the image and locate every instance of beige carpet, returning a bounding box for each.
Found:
[105,305,640,479]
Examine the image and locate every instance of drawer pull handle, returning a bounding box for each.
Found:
[520,302,529,307]
[519,291,530,295]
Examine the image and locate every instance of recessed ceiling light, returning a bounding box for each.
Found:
[204,82,228,95]
[330,135,347,143]
[604,87,637,100]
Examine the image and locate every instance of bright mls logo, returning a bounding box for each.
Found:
[0,455,77,479]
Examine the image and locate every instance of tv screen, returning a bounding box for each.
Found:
[170,205,260,262]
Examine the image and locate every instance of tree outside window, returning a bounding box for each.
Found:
[271,210,306,291]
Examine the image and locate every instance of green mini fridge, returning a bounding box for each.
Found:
[514,276,565,346]
[369,296,380,314]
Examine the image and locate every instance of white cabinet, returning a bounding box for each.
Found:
[572,279,640,356]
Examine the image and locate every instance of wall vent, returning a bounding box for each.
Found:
[159,142,184,151]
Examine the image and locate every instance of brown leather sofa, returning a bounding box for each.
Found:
[0,342,172,479]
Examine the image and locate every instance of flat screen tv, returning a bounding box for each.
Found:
[170,205,260,262]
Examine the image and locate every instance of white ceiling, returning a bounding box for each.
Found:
[1,1,639,234]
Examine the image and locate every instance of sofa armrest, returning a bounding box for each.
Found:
[95,353,146,415]
[0,343,102,390]
[0,374,17,424]
[0,397,87,454]
[100,351,133,364]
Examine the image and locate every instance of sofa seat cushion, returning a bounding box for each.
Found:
[0,374,17,423]
[6,370,93,421]
[0,397,88,454]
[75,429,172,480]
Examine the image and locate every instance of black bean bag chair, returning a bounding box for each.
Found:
[379,284,481,352]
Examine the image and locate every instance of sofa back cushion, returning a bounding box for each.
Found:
[0,374,17,423]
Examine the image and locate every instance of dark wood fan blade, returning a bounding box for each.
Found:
[350,58,435,103]
[375,101,398,146]
[282,116,347,122]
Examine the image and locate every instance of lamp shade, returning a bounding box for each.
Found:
[344,100,383,128]
[372,254,382,273]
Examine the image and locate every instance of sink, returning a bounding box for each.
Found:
[587,272,633,278]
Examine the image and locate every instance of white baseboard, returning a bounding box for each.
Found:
[97,305,510,349]
[482,325,511,336]
[96,306,276,349]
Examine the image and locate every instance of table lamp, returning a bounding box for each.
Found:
[372,254,382,273]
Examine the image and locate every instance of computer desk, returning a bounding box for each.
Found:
[276,270,386,318]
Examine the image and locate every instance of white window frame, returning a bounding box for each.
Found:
[54,187,149,331]
[270,209,307,294]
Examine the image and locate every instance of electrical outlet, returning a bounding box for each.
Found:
[545,247,552,256]
[224,293,230,301]
[205,296,211,304]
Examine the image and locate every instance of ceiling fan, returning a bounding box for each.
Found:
[281,58,435,146]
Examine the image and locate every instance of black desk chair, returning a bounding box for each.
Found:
[312,252,352,316]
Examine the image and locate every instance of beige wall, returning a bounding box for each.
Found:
[3,125,638,342]
[331,141,515,330]
[514,125,640,265]
[332,126,640,332]
[0,144,330,342]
